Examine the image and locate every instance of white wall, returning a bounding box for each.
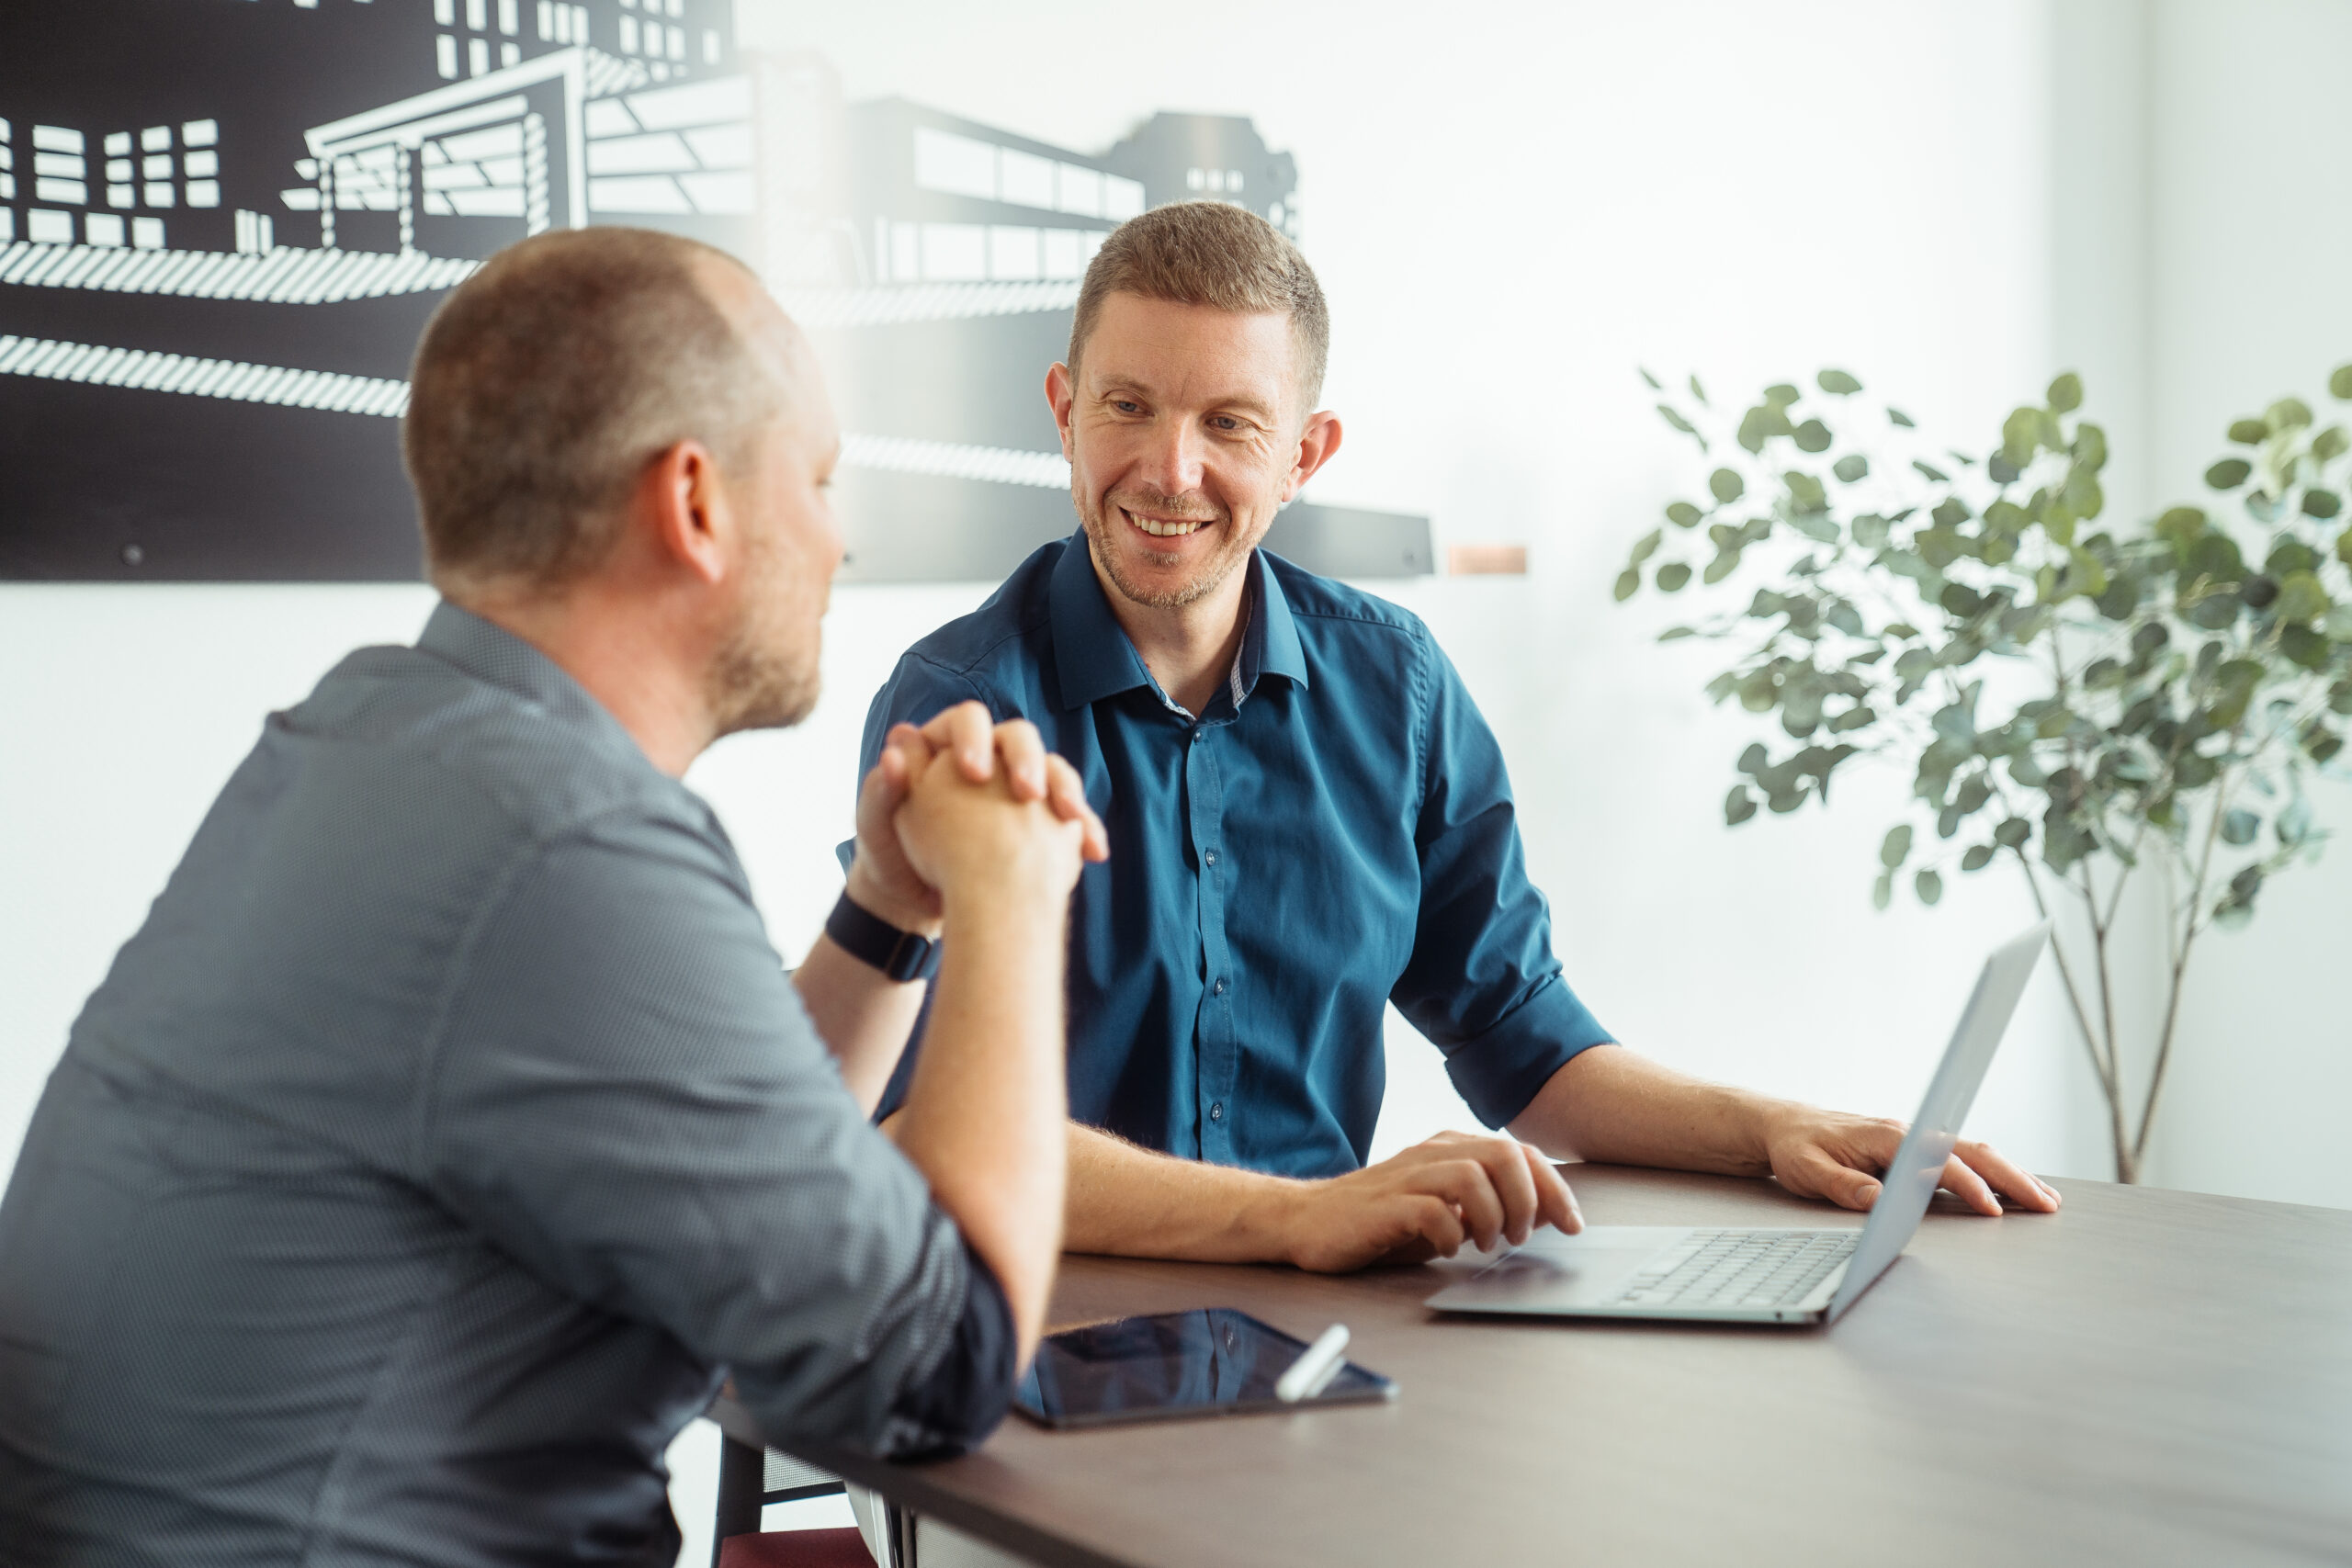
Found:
[3,0,2120,1195]
[2128,0,2352,1205]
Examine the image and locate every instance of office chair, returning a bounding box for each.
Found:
[712,1438,872,1568]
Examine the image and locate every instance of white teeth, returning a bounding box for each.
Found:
[1127,511,1208,538]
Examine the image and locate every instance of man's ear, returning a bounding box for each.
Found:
[1045,362,1077,462]
[1281,410,1344,503]
[637,438,730,584]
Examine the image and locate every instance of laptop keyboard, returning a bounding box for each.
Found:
[1611,1229,1858,1309]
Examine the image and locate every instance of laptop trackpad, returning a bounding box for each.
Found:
[1438,1226,1690,1310]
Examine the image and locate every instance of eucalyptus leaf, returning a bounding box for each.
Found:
[1832,454,1869,483]
[1818,369,1863,395]
[1888,408,1916,428]
[1612,570,1641,603]
[1710,468,1745,504]
[1656,562,1692,592]
[2206,457,2253,490]
[1881,823,1913,868]
[1915,868,1943,906]
[1962,844,1995,872]
[2331,365,2352,400]
[2047,372,2083,412]
[2267,397,2314,433]
[1657,403,1697,436]
[1793,419,1833,454]
[2221,808,2259,846]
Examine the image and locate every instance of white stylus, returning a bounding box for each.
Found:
[1273,1323,1351,1404]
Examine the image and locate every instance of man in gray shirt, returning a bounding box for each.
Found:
[0,227,1102,1566]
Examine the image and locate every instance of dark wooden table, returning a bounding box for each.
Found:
[729,1164,2352,1566]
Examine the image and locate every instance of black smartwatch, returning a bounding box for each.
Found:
[826,890,940,983]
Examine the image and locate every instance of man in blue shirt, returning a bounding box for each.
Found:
[862,202,2061,1275]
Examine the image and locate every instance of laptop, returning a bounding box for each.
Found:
[1426,922,2050,1326]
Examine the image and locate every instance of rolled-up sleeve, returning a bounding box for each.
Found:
[421,817,1009,1458]
[1392,637,1614,1130]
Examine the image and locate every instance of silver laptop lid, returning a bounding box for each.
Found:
[1825,922,2050,1322]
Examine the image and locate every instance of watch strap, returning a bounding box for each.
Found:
[826,890,939,983]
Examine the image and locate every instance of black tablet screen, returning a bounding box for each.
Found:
[1011,1308,1396,1428]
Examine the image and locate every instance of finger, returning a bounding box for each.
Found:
[879,722,935,791]
[1789,1145,1883,1212]
[918,702,998,784]
[1952,1139,2060,1213]
[1399,1193,1467,1259]
[1522,1147,1582,1235]
[1418,1158,1508,1252]
[990,718,1049,801]
[1468,1138,1541,1247]
[1041,756,1110,862]
[1936,1152,2003,1216]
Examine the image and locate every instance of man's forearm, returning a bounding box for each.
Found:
[890,893,1070,1357]
[1063,1122,1305,1264]
[1508,1043,1781,1175]
[791,933,927,1116]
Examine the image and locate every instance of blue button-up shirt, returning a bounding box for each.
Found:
[859,534,1611,1178]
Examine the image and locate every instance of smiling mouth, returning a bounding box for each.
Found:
[1123,507,1216,539]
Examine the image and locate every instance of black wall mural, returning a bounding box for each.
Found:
[0,0,1430,583]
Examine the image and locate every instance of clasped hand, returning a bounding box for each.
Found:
[848,701,1108,931]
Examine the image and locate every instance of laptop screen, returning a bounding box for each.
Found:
[1826,923,2049,1321]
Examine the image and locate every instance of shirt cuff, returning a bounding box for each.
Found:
[1440,976,1614,1131]
[885,1235,1016,1457]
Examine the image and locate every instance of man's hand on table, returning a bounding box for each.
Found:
[847,700,1108,933]
[1755,1100,2062,1216]
[1260,1131,1584,1274]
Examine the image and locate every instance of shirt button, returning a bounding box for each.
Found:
[1204,849,1218,867]
[1209,1101,1225,1122]
[1213,978,1226,995]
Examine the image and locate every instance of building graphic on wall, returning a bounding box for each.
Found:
[0,0,1428,582]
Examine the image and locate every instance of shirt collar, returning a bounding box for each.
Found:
[414,599,632,741]
[1048,531,1311,713]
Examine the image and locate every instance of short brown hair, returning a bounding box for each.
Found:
[1069,201,1330,410]
[402,226,785,590]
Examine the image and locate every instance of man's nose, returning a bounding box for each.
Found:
[1134,417,1206,497]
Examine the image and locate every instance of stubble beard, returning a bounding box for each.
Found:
[706,529,822,738]
[1079,485,1257,611]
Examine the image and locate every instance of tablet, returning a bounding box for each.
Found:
[1011,1307,1397,1429]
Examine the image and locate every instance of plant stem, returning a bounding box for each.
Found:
[2008,846,2121,1107]
[2038,616,2139,1181]
[2077,859,2136,1182]
[2132,717,2245,1169]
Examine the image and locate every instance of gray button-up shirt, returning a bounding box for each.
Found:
[0,604,1001,1566]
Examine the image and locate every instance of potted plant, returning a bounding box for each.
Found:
[1618,367,2352,1181]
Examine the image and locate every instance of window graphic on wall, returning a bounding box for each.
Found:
[0,0,1429,583]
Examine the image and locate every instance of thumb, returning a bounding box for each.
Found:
[1792,1146,1881,1212]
